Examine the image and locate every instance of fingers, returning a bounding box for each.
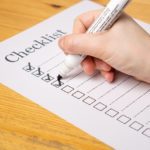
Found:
[101,70,115,83]
[73,10,102,33]
[81,56,95,75]
[81,57,114,82]
[95,59,114,82]
[59,33,107,58]
[94,58,111,72]
[59,9,115,83]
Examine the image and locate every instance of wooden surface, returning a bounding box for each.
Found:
[0,0,150,150]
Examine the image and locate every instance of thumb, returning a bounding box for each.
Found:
[58,33,107,58]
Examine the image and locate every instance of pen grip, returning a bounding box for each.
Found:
[88,0,130,33]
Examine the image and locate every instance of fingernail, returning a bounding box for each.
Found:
[105,72,114,83]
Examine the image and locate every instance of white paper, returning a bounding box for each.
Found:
[0,1,150,150]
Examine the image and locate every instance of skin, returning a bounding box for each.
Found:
[58,10,150,83]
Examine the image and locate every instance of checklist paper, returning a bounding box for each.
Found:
[1,1,150,150]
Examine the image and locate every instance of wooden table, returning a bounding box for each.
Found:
[0,0,150,149]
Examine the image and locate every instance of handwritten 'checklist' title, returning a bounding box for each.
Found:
[5,30,66,63]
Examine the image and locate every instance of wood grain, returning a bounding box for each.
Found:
[0,0,150,150]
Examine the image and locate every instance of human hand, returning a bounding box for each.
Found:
[59,10,150,83]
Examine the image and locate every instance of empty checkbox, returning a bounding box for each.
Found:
[129,121,144,131]
[61,85,74,93]
[105,109,119,117]
[142,128,150,138]
[83,97,96,105]
[41,74,54,82]
[94,102,107,111]
[51,80,64,88]
[72,91,85,99]
[117,115,131,124]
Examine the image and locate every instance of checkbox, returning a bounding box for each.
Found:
[61,85,74,93]
[94,102,107,111]
[142,128,150,138]
[83,97,96,105]
[129,121,144,131]
[41,74,54,82]
[51,80,64,88]
[32,69,44,77]
[105,109,119,117]
[117,115,131,124]
[23,65,35,72]
[72,91,85,99]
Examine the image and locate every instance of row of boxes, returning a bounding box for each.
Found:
[62,85,150,137]
[23,63,150,138]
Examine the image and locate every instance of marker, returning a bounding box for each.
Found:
[57,0,131,82]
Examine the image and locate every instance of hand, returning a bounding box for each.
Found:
[59,10,150,83]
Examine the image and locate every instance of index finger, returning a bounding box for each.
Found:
[73,9,103,33]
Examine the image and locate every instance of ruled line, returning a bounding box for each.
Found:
[38,52,61,67]
[76,73,97,88]
[87,80,106,94]
[109,81,141,106]
[98,76,130,100]
[121,89,150,111]
[47,61,63,72]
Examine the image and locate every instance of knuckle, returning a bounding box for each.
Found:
[64,36,75,52]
